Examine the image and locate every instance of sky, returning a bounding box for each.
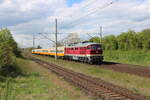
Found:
[0,0,150,48]
[67,0,84,7]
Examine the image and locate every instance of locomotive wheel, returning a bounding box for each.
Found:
[98,61,102,65]
[88,61,93,65]
[90,62,94,64]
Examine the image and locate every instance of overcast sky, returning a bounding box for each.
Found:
[0,0,150,48]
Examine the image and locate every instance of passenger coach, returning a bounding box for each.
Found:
[32,47,65,58]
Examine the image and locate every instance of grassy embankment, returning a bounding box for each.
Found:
[0,58,91,100]
[104,50,150,66]
[34,55,150,97]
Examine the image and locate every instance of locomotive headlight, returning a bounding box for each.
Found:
[98,48,101,50]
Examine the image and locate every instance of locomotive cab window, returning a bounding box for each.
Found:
[87,45,101,50]
[91,45,101,50]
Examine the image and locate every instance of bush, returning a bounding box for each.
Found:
[0,42,15,68]
[0,29,21,76]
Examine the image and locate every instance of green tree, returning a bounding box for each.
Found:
[37,45,42,49]
[89,37,101,43]
[138,29,150,50]
[0,29,17,69]
[117,30,137,50]
[103,35,118,50]
[0,42,15,68]
[0,29,21,57]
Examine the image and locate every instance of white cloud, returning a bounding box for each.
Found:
[1,0,150,48]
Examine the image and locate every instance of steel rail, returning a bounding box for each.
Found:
[30,57,149,100]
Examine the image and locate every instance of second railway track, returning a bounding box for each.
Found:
[60,58,150,78]
[30,57,149,100]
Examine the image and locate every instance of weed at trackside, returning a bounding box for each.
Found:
[104,50,150,66]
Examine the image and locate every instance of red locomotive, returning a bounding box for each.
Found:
[64,41,103,64]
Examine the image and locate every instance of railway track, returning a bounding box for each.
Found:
[30,57,149,100]
[34,55,150,78]
[101,62,150,78]
[61,57,150,78]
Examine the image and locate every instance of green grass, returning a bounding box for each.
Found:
[34,55,150,97]
[0,58,91,100]
[104,50,150,66]
[0,73,77,100]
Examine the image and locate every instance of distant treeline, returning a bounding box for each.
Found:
[0,29,21,76]
[90,29,150,50]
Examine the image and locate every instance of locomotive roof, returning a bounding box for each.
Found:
[66,42,100,48]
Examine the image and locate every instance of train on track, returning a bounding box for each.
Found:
[32,41,103,64]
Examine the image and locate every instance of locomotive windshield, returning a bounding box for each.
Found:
[88,45,101,50]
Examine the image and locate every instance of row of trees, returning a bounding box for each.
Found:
[0,29,21,73]
[90,29,150,50]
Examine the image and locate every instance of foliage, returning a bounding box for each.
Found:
[0,28,21,76]
[0,42,15,68]
[103,35,118,50]
[0,29,21,57]
[37,45,42,49]
[89,37,101,43]
[89,28,150,50]
[138,29,150,50]
[104,50,150,66]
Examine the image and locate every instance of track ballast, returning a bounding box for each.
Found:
[31,57,149,100]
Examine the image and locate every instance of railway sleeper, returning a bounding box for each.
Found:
[32,58,149,100]
[96,91,124,100]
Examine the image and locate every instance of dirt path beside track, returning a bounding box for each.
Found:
[101,61,150,78]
